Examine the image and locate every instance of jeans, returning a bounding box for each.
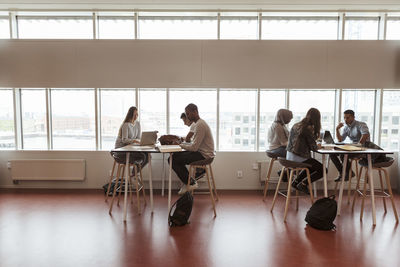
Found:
[266,146,287,158]
[169,151,205,184]
[295,158,323,184]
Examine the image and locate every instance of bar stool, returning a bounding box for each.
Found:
[108,156,146,215]
[187,158,218,217]
[263,151,281,200]
[271,158,314,222]
[334,157,361,204]
[352,157,398,222]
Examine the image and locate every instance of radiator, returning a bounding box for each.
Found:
[10,159,85,181]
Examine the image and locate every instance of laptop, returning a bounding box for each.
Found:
[135,131,158,146]
[323,130,345,145]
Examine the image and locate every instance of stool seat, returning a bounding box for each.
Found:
[278,158,312,169]
[266,151,280,159]
[190,157,214,166]
[359,157,394,168]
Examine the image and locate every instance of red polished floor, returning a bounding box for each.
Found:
[0,189,399,267]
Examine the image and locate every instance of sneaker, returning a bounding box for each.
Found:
[178,185,188,195]
[334,171,355,182]
[187,181,199,191]
[195,169,206,180]
[296,182,310,195]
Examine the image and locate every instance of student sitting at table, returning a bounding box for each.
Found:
[332,109,370,182]
[286,108,324,194]
[267,108,293,158]
[171,103,215,195]
[180,112,195,142]
[113,106,148,168]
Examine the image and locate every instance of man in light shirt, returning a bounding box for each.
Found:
[171,104,215,195]
[332,109,370,182]
[180,112,195,142]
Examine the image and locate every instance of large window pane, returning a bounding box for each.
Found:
[139,89,166,135]
[344,17,379,40]
[341,90,375,141]
[259,90,286,151]
[381,90,400,151]
[98,16,135,39]
[0,90,15,149]
[169,89,217,139]
[219,90,257,151]
[220,13,258,40]
[51,89,95,150]
[17,13,93,39]
[138,12,217,39]
[0,17,10,38]
[21,89,47,149]
[262,13,338,40]
[386,18,400,40]
[289,90,336,135]
[100,89,136,150]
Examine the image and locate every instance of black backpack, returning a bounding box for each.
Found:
[168,192,194,227]
[305,195,337,231]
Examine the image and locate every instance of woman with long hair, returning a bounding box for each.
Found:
[113,106,148,167]
[286,108,323,194]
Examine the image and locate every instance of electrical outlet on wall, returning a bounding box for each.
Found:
[7,161,11,169]
[252,163,258,170]
[237,170,243,178]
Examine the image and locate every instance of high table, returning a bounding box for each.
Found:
[316,147,393,225]
[111,145,181,221]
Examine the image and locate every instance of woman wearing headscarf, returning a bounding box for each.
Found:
[267,109,293,158]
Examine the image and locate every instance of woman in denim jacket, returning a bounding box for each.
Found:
[286,108,323,194]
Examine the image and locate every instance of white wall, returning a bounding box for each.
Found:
[0,151,398,192]
[1,40,400,89]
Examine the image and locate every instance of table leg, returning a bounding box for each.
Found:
[337,154,348,216]
[168,153,173,211]
[148,153,154,213]
[161,153,165,197]
[367,154,376,225]
[123,152,130,222]
[322,154,328,197]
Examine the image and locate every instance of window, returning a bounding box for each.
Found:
[243,139,249,146]
[98,16,135,39]
[21,89,47,149]
[342,90,375,141]
[386,16,400,40]
[0,17,10,38]
[220,13,258,40]
[289,90,336,134]
[235,115,241,121]
[169,89,216,138]
[243,127,249,133]
[383,116,389,122]
[139,89,166,135]
[235,128,241,135]
[251,116,256,121]
[243,116,249,123]
[234,138,240,144]
[138,12,217,39]
[262,13,338,40]
[344,16,379,40]
[100,89,136,150]
[0,90,15,149]
[17,13,93,39]
[391,129,398,135]
[219,89,257,151]
[251,128,256,135]
[381,90,400,150]
[382,129,388,136]
[51,89,96,150]
[259,90,286,150]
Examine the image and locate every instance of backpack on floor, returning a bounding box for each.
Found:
[168,192,193,227]
[305,195,337,231]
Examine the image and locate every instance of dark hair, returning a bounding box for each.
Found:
[185,103,198,112]
[299,108,321,139]
[344,109,355,117]
[123,106,138,123]
[180,113,187,119]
